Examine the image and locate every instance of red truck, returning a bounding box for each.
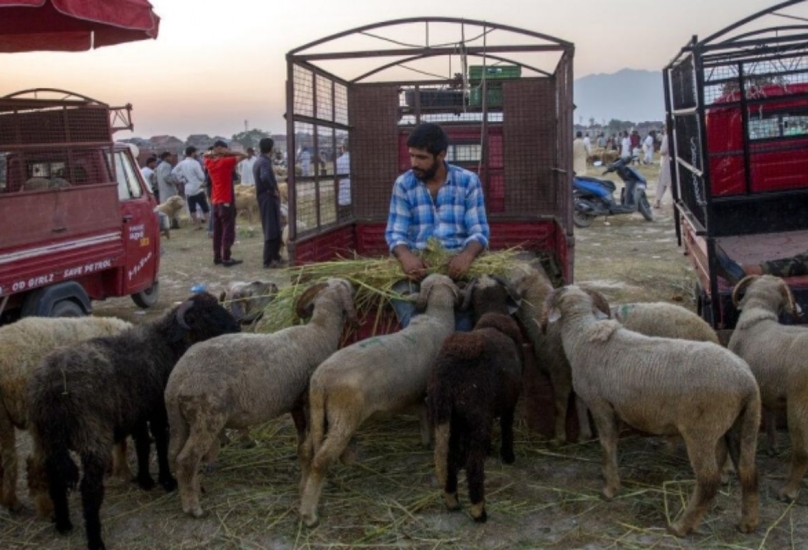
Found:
[665,5,808,330]
[0,89,160,324]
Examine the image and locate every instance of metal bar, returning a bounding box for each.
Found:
[738,62,753,196]
[698,0,804,46]
[289,114,350,131]
[287,17,573,57]
[663,66,683,247]
[701,65,808,86]
[672,107,699,116]
[294,59,351,87]
[674,157,703,178]
[312,73,321,230]
[286,57,298,244]
[715,24,808,44]
[298,44,565,62]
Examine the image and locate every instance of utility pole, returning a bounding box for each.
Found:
[244,119,248,132]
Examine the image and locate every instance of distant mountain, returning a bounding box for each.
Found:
[574,69,665,124]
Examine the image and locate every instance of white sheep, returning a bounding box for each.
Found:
[165,279,356,519]
[298,274,459,528]
[0,316,132,515]
[728,274,808,502]
[543,285,760,536]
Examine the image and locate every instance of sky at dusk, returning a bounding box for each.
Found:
[0,0,794,139]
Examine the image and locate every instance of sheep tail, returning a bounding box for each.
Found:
[433,421,451,490]
[308,382,327,457]
[732,390,761,485]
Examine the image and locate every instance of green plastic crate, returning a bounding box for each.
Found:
[469,64,521,81]
[468,87,503,107]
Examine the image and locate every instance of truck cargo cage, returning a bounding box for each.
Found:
[664,0,808,328]
[285,17,575,281]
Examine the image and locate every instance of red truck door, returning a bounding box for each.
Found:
[109,148,160,297]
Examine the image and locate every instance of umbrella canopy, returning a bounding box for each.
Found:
[0,0,159,52]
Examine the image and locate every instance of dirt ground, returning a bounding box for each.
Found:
[4,162,807,549]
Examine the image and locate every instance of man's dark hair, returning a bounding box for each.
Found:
[185,146,197,157]
[259,138,274,155]
[576,131,582,138]
[213,139,228,149]
[145,156,157,165]
[406,123,448,156]
[159,151,172,160]
[246,147,255,154]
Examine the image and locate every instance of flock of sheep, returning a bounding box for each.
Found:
[0,260,805,550]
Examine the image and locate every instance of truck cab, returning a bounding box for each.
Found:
[0,89,160,324]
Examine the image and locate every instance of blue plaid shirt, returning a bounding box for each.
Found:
[385,163,490,252]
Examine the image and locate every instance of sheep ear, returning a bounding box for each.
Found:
[582,288,611,319]
[218,290,227,303]
[459,278,477,311]
[415,280,433,311]
[295,282,328,319]
[547,307,562,324]
[731,275,759,308]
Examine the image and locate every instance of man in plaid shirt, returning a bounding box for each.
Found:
[385,123,490,281]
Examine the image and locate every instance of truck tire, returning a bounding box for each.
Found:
[49,299,86,318]
[132,281,160,309]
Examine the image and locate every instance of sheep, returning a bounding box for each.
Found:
[542,285,761,536]
[234,184,258,222]
[26,293,240,550]
[154,195,186,237]
[428,312,523,523]
[298,274,459,527]
[218,280,279,324]
[0,316,132,515]
[728,274,808,502]
[612,302,719,344]
[165,279,356,519]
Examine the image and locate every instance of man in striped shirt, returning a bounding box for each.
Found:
[385,123,490,281]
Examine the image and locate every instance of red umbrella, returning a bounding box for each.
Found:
[0,0,159,52]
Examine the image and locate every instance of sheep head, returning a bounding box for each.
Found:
[170,292,241,344]
[328,278,358,328]
[295,282,329,320]
[475,312,523,347]
[415,274,458,312]
[581,288,612,319]
[733,274,799,317]
[539,285,607,334]
[221,281,279,324]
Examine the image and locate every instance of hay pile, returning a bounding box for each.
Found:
[253,240,524,335]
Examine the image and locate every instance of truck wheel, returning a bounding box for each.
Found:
[50,299,85,318]
[638,195,654,221]
[132,281,160,309]
[573,210,595,228]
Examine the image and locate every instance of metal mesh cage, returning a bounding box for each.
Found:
[670,54,697,111]
[293,66,314,118]
[0,146,113,194]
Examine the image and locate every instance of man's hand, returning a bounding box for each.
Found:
[447,250,475,280]
[446,241,484,280]
[394,246,429,280]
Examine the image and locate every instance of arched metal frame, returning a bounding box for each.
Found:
[285,17,575,280]
[664,0,808,328]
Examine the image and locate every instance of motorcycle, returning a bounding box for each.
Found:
[572,156,654,228]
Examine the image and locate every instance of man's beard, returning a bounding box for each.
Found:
[412,161,438,181]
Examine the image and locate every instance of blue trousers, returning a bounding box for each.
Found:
[390,279,473,331]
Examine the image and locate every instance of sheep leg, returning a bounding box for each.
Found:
[25,452,52,518]
[111,439,132,482]
[417,403,433,448]
[299,429,353,528]
[131,423,155,490]
[79,452,108,550]
[177,424,220,519]
[548,367,573,445]
[467,426,491,523]
[576,395,593,442]
[779,400,808,502]
[500,408,516,464]
[150,417,177,492]
[715,436,733,485]
[443,427,462,511]
[669,435,721,537]
[0,411,22,512]
[764,409,778,456]
[590,404,620,500]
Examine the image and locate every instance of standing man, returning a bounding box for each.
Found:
[140,156,158,198]
[204,140,247,267]
[254,138,284,268]
[155,151,180,228]
[643,132,655,165]
[238,147,257,185]
[572,131,590,176]
[172,146,209,229]
[655,125,671,209]
[336,139,351,206]
[620,131,632,160]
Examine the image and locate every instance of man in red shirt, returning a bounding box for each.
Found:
[204,140,247,266]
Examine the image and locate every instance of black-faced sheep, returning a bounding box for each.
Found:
[728,275,808,502]
[0,316,132,515]
[26,293,240,550]
[165,279,356,518]
[298,274,459,528]
[542,286,760,536]
[428,312,523,523]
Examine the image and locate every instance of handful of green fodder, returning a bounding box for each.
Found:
[254,239,524,335]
